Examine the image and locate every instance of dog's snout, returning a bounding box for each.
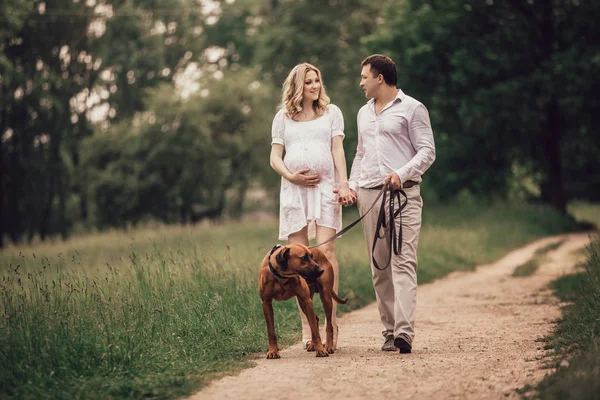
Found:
[302,265,324,280]
[314,267,324,277]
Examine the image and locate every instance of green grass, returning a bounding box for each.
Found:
[513,259,540,277]
[530,236,600,399]
[512,240,565,277]
[416,201,583,283]
[568,201,600,229]
[0,201,591,399]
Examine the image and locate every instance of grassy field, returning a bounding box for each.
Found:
[523,204,600,399]
[0,201,592,399]
[531,236,600,399]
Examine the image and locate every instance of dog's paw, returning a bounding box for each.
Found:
[315,348,329,357]
[306,340,315,352]
[266,349,281,359]
[314,343,329,357]
[325,344,335,354]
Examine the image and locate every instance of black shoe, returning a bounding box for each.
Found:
[381,335,396,351]
[394,336,412,354]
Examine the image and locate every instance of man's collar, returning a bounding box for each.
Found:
[396,88,406,101]
[368,88,405,107]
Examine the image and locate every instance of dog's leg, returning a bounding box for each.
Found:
[304,299,319,352]
[320,289,335,354]
[261,299,280,359]
[297,295,328,357]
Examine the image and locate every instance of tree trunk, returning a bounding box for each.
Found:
[39,175,55,241]
[73,149,89,221]
[0,103,5,248]
[8,109,27,244]
[58,174,67,239]
[540,100,566,214]
[538,2,566,214]
[230,181,248,219]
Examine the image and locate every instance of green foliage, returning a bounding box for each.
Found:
[2,0,599,247]
[253,0,391,153]
[81,69,276,227]
[0,0,226,245]
[534,237,600,399]
[1,0,102,245]
[0,1,30,44]
[366,0,600,209]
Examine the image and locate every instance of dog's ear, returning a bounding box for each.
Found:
[276,247,291,271]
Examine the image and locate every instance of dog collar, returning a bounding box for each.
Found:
[267,244,287,280]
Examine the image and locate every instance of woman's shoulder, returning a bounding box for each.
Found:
[326,103,342,115]
[271,109,288,135]
[273,108,286,120]
[272,109,290,126]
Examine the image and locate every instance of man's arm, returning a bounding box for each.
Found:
[394,104,436,184]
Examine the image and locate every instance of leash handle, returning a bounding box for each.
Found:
[371,189,408,271]
[308,186,387,250]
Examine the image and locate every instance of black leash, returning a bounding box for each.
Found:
[309,186,409,271]
[308,186,387,250]
[371,188,408,271]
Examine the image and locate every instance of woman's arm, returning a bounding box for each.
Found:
[270,144,320,187]
[331,136,352,204]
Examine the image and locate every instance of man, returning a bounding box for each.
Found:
[341,54,435,353]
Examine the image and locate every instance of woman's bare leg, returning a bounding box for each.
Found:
[315,225,340,349]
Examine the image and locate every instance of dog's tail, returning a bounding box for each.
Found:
[331,290,348,304]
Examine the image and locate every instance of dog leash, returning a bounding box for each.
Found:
[371,187,408,271]
[308,186,386,250]
[309,186,408,271]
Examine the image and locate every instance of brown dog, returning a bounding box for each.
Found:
[258,243,348,359]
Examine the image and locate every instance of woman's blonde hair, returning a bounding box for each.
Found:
[281,63,330,119]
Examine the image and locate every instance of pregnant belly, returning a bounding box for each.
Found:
[284,147,334,180]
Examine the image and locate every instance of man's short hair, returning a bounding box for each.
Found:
[361,54,397,86]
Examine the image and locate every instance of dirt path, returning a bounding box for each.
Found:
[187,232,592,400]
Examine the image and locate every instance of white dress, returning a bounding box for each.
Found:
[271,104,345,241]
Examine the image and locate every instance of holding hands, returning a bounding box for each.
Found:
[334,183,356,206]
[333,172,401,207]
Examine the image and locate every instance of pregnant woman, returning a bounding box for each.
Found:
[269,62,352,350]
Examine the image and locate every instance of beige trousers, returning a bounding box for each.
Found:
[358,185,422,344]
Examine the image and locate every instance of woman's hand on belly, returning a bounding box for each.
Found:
[287,168,321,187]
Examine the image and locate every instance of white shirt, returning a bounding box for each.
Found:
[348,89,436,191]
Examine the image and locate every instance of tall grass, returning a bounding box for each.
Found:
[0,201,587,399]
[533,236,600,399]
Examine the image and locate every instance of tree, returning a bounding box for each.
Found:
[81,68,275,227]
[253,0,392,153]
[1,0,101,243]
[0,0,216,245]
[367,0,600,213]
